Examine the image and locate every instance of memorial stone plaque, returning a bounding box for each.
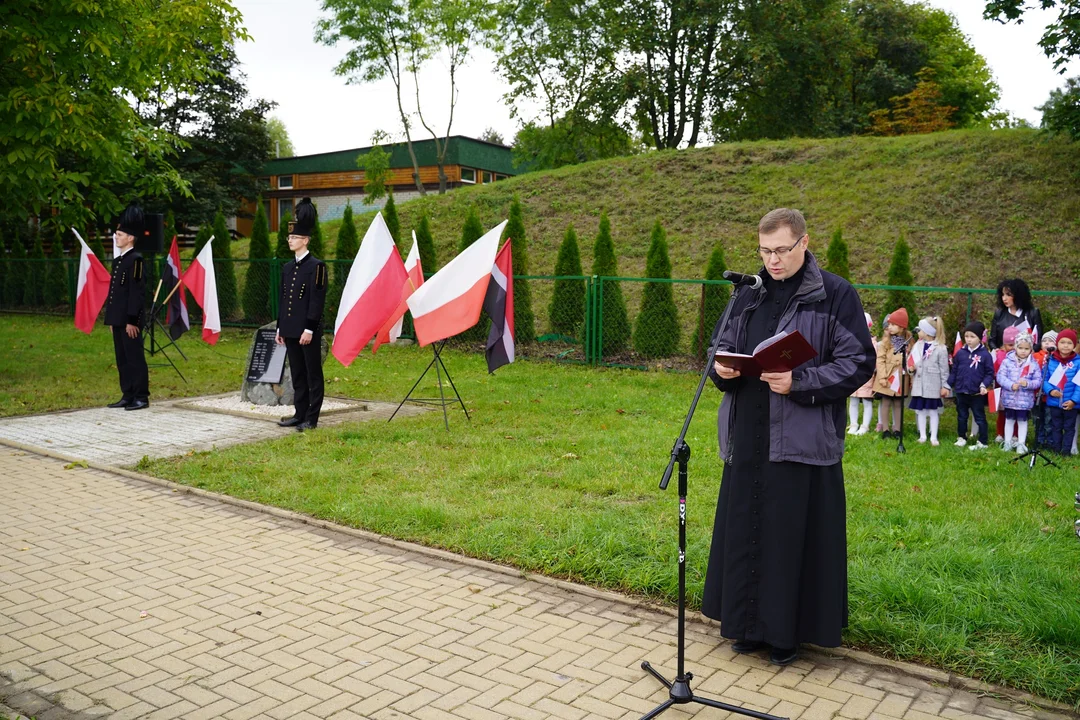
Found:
[246,328,287,384]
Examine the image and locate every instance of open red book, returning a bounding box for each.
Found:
[714,330,818,377]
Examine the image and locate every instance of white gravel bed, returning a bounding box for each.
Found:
[187,394,356,417]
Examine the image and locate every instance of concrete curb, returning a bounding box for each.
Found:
[1,436,1075,718]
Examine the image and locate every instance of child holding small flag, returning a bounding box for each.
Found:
[909,316,949,445]
[992,326,1020,443]
[1043,329,1079,454]
[946,321,994,449]
[1035,330,1057,448]
[995,332,1042,453]
[873,308,912,439]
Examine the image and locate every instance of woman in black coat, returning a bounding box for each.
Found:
[989,278,1043,350]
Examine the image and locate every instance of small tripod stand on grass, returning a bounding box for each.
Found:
[1012,391,1056,469]
[142,278,188,382]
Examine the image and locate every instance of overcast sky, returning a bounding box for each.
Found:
[232,0,1078,157]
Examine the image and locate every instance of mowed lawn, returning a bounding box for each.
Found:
[3,314,1080,706]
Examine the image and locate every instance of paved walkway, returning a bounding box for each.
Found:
[0,449,1070,720]
[0,397,424,468]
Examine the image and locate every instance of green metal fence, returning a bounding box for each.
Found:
[4,257,1080,368]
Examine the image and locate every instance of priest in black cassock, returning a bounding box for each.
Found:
[704,208,875,666]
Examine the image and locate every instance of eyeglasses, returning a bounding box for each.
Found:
[757,234,807,260]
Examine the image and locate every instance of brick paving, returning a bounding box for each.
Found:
[0,397,424,468]
[1,449,1071,720]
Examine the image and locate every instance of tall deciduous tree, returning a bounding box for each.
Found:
[411,0,498,193]
[550,225,585,337]
[622,0,740,149]
[634,220,679,358]
[317,0,428,195]
[359,135,393,203]
[502,195,535,342]
[499,0,629,163]
[591,212,631,355]
[984,0,1080,71]
[266,117,295,158]
[1039,76,1080,139]
[0,0,247,233]
[136,44,275,227]
[243,197,272,322]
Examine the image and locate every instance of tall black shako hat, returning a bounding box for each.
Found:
[116,201,145,237]
[289,197,317,237]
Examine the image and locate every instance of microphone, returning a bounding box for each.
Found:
[722,270,763,290]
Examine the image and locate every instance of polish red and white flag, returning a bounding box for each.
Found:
[1049,362,1068,389]
[181,239,221,345]
[888,370,902,393]
[72,229,111,334]
[407,221,507,346]
[332,213,407,366]
[987,387,1002,413]
[372,231,424,354]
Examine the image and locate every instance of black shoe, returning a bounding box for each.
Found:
[769,647,798,666]
[296,421,317,432]
[124,400,149,411]
[731,640,766,654]
[881,430,893,440]
[278,416,304,428]
[107,398,131,409]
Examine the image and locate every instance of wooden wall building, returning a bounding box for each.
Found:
[251,136,516,234]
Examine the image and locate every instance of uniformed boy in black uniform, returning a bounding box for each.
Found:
[105,202,150,410]
[276,198,328,431]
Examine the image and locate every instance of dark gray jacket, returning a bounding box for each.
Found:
[710,251,876,466]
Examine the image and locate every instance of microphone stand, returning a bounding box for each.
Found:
[897,342,907,454]
[636,276,787,720]
[1012,385,1056,468]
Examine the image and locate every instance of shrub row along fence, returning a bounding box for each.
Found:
[4,257,1080,368]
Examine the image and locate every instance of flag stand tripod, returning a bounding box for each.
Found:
[143,279,187,382]
[387,340,469,431]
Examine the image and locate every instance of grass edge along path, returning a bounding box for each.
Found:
[3,315,1079,707]
[140,355,1080,708]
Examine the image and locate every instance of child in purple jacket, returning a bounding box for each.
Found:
[995,332,1042,453]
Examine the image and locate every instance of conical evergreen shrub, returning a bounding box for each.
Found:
[384,192,401,250]
[591,213,630,355]
[502,195,534,343]
[549,225,585,338]
[633,221,680,358]
[243,197,272,322]
[457,207,487,341]
[825,227,850,281]
[44,227,69,307]
[694,243,730,358]
[164,210,177,245]
[308,215,324,258]
[275,213,292,259]
[24,226,46,307]
[193,224,213,256]
[885,233,917,322]
[326,202,360,327]
[414,213,436,274]
[212,209,238,319]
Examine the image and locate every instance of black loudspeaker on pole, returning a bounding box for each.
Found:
[135,213,165,254]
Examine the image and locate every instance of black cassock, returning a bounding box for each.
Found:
[701,264,847,649]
